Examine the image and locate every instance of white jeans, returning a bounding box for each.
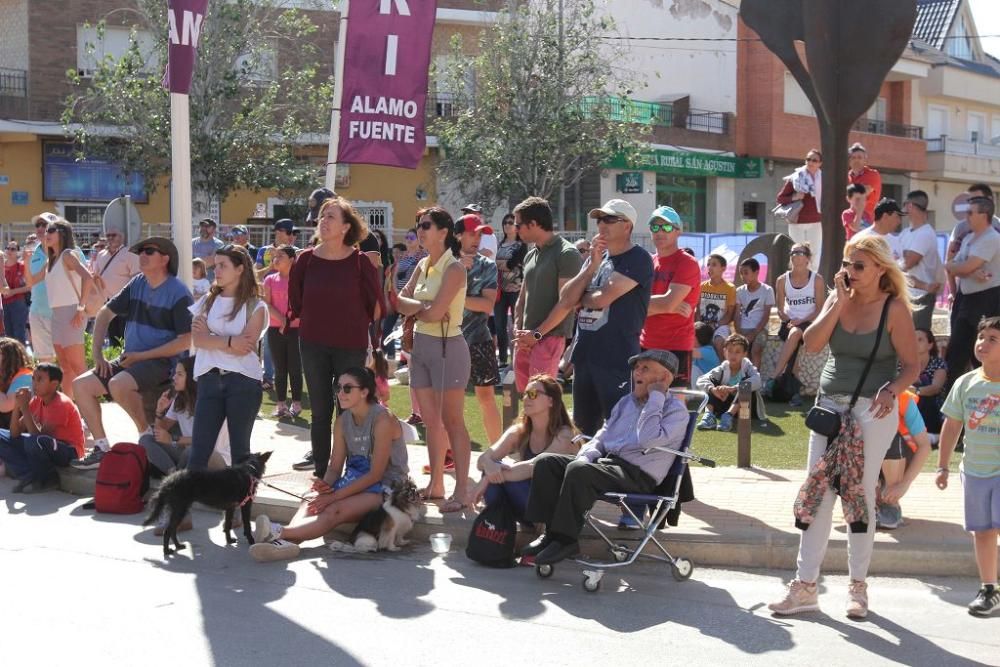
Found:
[795,394,897,583]
[786,222,823,273]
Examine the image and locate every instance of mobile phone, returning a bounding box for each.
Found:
[843,274,851,288]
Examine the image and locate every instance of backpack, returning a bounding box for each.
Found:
[465,490,517,568]
[94,443,150,514]
[769,370,802,403]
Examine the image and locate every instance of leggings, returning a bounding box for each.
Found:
[493,290,519,366]
[267,326,303,402]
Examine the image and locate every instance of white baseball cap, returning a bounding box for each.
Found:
[589,199,638,224]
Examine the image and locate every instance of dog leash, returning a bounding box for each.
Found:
[259,479,308,502]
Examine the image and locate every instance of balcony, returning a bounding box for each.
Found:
[0,67,29,118]
[852,117,923,140]
[923,136,1000,182]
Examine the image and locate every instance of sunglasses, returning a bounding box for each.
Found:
[791,250,811,257]
[524,388,543,399]
[45,227,59,234]
[596,215,623,225]
[335,383,362,394]
[416,221,434,231]
[139,247,163,256]
[649,222,678,233]
[34,222,47,229]
[841,260,867,272]
[806,157,821,163]
[405,233,417,241]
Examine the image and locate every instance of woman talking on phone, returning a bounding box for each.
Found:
[768,234,919,620]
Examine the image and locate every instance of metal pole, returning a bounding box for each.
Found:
[736,379,752,468]
[325,0,350,190]
[170,92,193,288]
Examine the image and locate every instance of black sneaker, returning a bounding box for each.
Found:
[291,451,314,471]
[520,534,552,557]
[968,586,1000,617]
[71,448,105,470]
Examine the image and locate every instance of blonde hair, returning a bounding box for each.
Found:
[844,234,912,311]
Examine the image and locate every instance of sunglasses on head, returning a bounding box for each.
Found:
[416,221,434,231]
[841,260,867,272]
[649,222,678,233]
[335,383,362,394]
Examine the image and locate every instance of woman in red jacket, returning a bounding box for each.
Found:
[777,149,823,272]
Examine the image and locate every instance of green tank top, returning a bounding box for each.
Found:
[819,319,897,398]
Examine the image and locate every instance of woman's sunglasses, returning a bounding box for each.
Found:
[416,221,434,231]
[524,388,544,399]
[335,383,362,394]
[45,227,59,234]
[139,247,163,256]
[649,222,678,233]
[791,250,811,257]
[405,233,418,241]
[841,260,867,272]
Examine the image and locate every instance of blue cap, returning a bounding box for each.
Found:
[648,206,682,230]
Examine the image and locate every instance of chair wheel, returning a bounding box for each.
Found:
[582,572,602,592]
[536,563,554,578]
[671,557,693,581]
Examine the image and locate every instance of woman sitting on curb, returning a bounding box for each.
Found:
[468,374,577,519]
[250,367,409,562]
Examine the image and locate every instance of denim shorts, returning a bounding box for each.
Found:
[961,472,1000,531]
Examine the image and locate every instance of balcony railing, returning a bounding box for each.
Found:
[927,136,1000,158]
[0,67,27,97]
[687,107,728,134]
[426,93,460,121]
[580,96,673,127]
[852,117,923,139]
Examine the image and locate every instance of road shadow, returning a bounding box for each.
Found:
[311,547,437,619]
[3,487,79,516]
[450,559,795,655]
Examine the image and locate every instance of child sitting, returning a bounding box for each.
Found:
[191,258,211,299]
[936,316,1000,617]
[692,321,721,385]
[0,363,85,493]
[695,333,765,432]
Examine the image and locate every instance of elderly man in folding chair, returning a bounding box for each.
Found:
[521,349,689,565]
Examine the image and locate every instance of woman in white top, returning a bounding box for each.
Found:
[43,220,94,399]
[771,243,826,389]
[188,245,268,470]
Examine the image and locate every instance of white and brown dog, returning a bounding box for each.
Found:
[329,478,421,553]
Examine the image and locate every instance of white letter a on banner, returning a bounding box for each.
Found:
[379,0,411,16]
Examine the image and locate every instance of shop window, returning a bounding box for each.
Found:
[656,174,706,232]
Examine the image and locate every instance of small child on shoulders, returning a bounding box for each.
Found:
[936,316,1000,617]
[695,333,763,432]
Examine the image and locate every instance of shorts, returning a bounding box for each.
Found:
[98,357,174,397]
[409,333,471,391]
[50,305,86,348]
[712,324,731,341]
[514,335,565,392]
[883,433,915,461]
[29,311,55,360]
[961,472,1000,532]
[778,320,812,341]
[467,339,500,387]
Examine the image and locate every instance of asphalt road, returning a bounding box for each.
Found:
[2,483,997,667]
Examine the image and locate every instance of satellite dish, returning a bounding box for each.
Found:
[952,192,971,223]
[103,196,143,247]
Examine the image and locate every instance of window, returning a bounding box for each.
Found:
[77,24,157,77]
[235,43,277,84]
[927,105,949,139]
[783,72,814,117]
[968,112,987,143]
[946,15,973,61]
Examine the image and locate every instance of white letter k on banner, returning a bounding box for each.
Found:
[379,0,411,16]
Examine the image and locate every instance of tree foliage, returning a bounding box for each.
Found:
[433,0,646,209]
[62,0,334,215]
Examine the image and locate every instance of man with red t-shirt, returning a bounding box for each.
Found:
[641,206,701,388]
[847,143,882,223]
[0,363,85,493]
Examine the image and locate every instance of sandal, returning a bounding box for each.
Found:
[440,497,469,513]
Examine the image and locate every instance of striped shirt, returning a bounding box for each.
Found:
[107,275,193,356]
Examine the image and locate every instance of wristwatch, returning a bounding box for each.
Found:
[532,330,543,341]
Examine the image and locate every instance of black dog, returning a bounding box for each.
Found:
[144,451,272,557]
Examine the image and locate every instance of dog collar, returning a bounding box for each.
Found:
[240,477,260,508]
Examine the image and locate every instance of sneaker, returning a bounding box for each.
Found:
[968,586,1000,617]
[291,451,314,471]
[717,413,734,432]
[697,412,718,431]
[405,413,423,426]
[71,447,106,470]
[768,580,819,615]
[877,504,902,530]
[846,580,868,619]
[788,393,803,407]
[288,403,303,418]
[254,514,282,543]
[272,404,290,418]
[153,512,193,536]
[249,538,300,562]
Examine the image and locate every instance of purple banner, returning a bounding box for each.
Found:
[163,0,209,94]
[337,0,438,169]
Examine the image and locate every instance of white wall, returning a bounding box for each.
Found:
[596,170,656,234]
[600,0,738,113]
[0,0,29,70]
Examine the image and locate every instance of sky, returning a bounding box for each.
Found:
[969,0,1000,59]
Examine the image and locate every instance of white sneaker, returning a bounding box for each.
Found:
[254,515,281,543]
[249,539,300,562]
[847,580,868,619]
[768,580,819,615]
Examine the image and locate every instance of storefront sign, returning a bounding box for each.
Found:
[608,148,763,179]
[42,142,148,203]
[11,191,28,205]
[0,175,9,186]
[615,172,643,194]
[337,0,438,169]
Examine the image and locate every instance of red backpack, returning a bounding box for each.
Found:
[94,443,150,514]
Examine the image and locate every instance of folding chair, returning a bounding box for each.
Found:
[535,411,716,592]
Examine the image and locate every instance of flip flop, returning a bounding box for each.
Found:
[440,498,468,513]
[419,491,445,501]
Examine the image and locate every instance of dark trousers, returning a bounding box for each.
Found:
[946,287,1000,389]
[0,431,76,483]
[911,291,937,332]
[267,327,303,402]
[484,479,532,523]
[707,392,736,414]
[3,299,29,345]
[300,338,367,478]
[572,362,632,437]
[524,453,657,541]
[382,311,400,357]
[188,371,263,470]
[493,291,519,366]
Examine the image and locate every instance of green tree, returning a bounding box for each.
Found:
[434,0,646,212]
[62,0,334,217]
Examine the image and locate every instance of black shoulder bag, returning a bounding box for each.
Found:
[804,297,892,439]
